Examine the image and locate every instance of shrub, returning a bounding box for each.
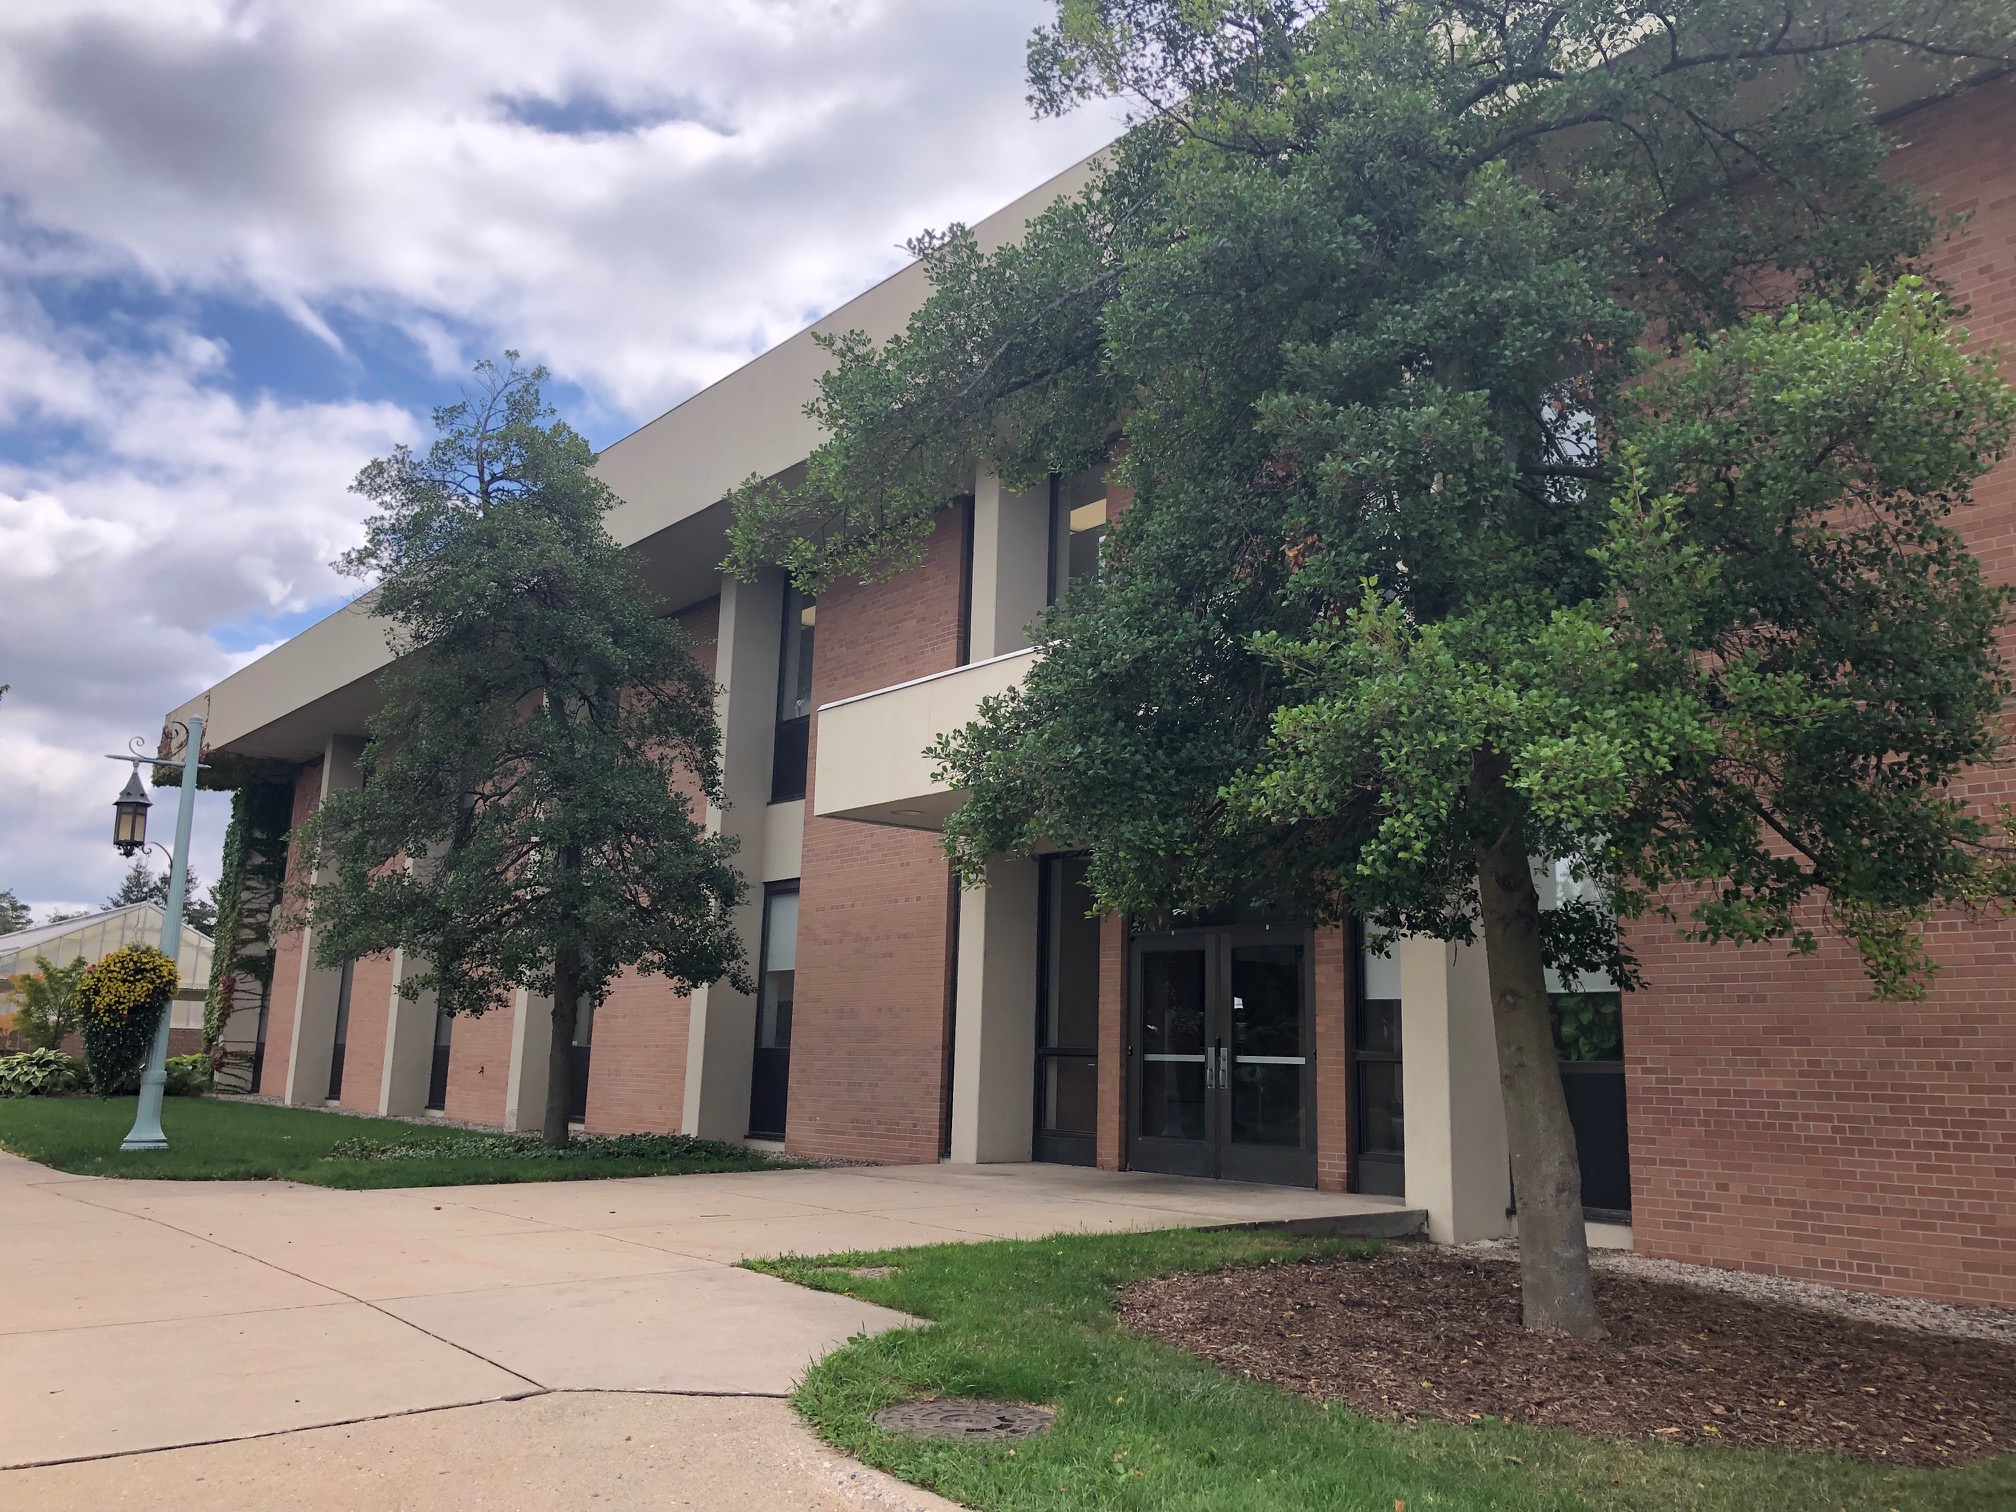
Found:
[73,945,178,1096]
[4,954,89,1051]
[165,1054,213,1097]
[0,1048,86,1097]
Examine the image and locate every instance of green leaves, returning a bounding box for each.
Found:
[293,356,750,1022]
[742,3,2016,1000]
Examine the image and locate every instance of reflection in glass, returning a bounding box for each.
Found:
[1139,949,1206,1140]
[1042,1055,1098,1135]
[757,889,798,1051]
[1230,944,1304,1146]
[1038,856,1101,1142]
[1051,467,1111,601]
[1358,1060,1405,1154]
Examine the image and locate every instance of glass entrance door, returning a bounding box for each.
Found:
[1128,926,1315,1186]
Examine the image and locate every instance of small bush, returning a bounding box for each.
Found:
[165,1054,212,1097]
[73,945,177,1096]
[0,1048,86,1097]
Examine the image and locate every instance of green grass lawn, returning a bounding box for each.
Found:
[0,1094,788,1188]
[750,1230,2016,1512]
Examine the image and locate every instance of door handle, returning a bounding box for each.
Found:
[1212,1039,1227,1090]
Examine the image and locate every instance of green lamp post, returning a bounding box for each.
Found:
[106,715,205,1152]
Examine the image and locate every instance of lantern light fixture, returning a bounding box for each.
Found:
[112,768,153,856]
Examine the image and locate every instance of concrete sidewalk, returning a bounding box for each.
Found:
[0,1151,1417,1508]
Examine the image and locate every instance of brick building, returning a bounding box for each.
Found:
[172,74,2016,1310]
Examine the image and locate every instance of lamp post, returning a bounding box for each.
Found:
[104,715,205,1152]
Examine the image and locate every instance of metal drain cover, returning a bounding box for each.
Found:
[871,1398,1055,1441]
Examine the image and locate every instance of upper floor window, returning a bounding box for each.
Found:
[1049,467,1109,603]
[770,583,816,803]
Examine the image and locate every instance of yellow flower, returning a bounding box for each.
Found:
[74,945,178,1029]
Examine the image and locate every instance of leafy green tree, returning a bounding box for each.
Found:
[728,1,2016,1334]
[293,355,750,1147]
[4,954,89,1050]
[0,889,30,936]
[105,862,217,934]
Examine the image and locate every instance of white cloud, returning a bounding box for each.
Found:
[0,1,1125,911]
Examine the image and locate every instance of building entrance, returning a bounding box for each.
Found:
[1128,925,1315,1186]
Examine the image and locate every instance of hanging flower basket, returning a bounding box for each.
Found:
[73,944,178,1096]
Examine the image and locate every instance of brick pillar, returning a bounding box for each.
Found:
[1096,912,1128,1170]
[1311,922,1352,1192]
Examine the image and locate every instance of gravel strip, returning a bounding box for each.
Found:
[1462,1238,2016,1347]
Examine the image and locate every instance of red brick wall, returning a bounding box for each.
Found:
[1624,78,2016,1308]
[442,998,513,1126]
[259,758,324,1097]
[1312,923,1352,1193]
[335,952,395,1112]
[581,599,719,1133]
[786,508,969,1163]
[1096,912,1128,1170]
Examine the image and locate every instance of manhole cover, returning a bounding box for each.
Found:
[871,1398,1055,1441]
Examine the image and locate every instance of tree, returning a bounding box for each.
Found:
[105,861,217,934]
[0,889,30,936]
[727,1,2016,1334]
[292,355,750,1147]
[5,954,89,1050]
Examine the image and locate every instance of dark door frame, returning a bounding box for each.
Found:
[1125,922,1317,1187]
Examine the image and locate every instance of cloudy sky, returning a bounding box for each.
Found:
[0,0,1124,920]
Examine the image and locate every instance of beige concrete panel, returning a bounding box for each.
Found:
[811,648,1037,825]
[1400,935,1513,1244]
[860,1198,1209,1241]
[682,570,776,1142]
[2,1392,959,1512]
[422,1179,827,1230]
[504,988,553,1133]
[378,950,436,1117]
[283,736,364,1107]
[0,1301,526,1469]
[948,858,1039,1164]
[968,470,1053,660]
[610,1211,980,1264]
[271,1229,713,1303]
[761,797,805,881]
[378,1266,915,1394]
[0,1231,340,1334]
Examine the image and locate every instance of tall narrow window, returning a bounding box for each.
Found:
[747,883,798,1139]
[426,1010,452,1111]
[1034,855,1101,1165]
[1351,929,1404,1196]
[327,959,354,1101]
[568,993,594,1124]
[1049,467,1110,603]
[770,585,816,803]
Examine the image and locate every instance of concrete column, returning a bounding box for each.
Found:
[949,857,1040,1164]
[281,734,364,1106]
[504,988,552,1132]
[377,949,436,1117]
[967,470,1051,660]
[1399,935,1512,1243]
[682,569,784,1141]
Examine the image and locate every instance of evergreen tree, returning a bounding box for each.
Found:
[0,889,30,936]
[728,2,2016,1333]
[295,355,749,1147]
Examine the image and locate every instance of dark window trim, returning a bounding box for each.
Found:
[746,879,800,1141]
[1033,853,1100,1165]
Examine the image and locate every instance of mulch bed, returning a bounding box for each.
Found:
[1118,1247,2016,1467]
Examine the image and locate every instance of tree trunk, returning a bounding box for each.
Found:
[543,945,580,1149]
[1471,757,1604,1339]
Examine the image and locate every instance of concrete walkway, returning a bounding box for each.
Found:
[0,1151,1417,1508]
